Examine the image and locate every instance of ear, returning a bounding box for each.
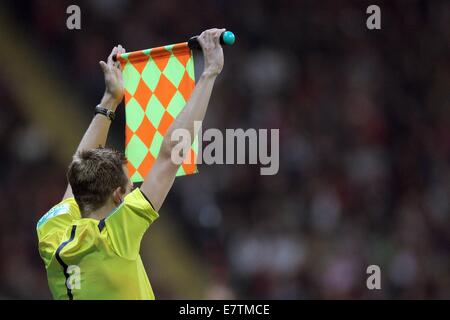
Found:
[112,186,124,205]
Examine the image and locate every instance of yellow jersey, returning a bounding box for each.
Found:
[36,188,159,300]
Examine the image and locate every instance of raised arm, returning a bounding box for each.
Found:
[140,28,225,211]
[63,45,126,200]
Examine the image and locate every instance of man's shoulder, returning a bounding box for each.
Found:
[37,198,81,239]
[106,188,159,222]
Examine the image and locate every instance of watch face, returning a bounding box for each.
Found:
[107,110,115,120]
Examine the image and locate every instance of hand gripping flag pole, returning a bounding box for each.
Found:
[115,31,235,183]
[187,30,236,50]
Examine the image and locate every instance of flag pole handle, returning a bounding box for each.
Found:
[188,30,235,50]
[112,31,235,61]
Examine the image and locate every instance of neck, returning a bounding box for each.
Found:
[83,202,116,220]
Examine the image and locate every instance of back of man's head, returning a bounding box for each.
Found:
[67,148,128,216]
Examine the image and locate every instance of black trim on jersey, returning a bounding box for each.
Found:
[55,225,77,300]
[98,219,105,232]
[139,188,156,210]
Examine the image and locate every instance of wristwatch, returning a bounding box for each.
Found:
[94,105,115,121]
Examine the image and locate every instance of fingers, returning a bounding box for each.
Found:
[198,28,225,49]
[117,44,125,55]
[107,46,118,67]
[197,31,207,49]
[115,45,125,69]
[212,28,225,46]
[102,45,125,73]
[99,60,108,73]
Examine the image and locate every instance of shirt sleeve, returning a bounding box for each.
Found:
[104,188,159,260]
[36,197,80,241]
[36,197,81,267]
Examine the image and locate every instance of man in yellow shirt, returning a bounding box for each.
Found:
[36,28,225,300]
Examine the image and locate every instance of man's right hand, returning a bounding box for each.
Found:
[197,28,225,78]
[99,45,126,111]
[140,29,225,211]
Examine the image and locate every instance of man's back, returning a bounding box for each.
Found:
[37,188,159,300]
[36,30,224,299]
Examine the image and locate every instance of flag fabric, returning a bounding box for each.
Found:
[117,42,198,183]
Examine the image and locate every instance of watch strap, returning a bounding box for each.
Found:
[94,105,115,121]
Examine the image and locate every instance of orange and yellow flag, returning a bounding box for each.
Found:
[117,43,198,182]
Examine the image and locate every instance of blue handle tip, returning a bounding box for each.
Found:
[222,31,236,45]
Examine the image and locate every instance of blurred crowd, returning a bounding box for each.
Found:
[1,0,449,299]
